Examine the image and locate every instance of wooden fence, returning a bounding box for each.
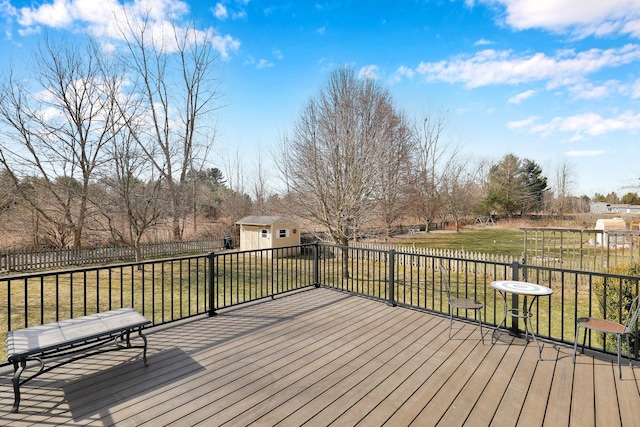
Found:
[357,232,640,272]
[351,242,517,267]
[0,239,224,273]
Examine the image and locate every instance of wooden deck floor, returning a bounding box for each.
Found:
[1,287,640,426]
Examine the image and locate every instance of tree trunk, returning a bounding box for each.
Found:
[341,246,350,280]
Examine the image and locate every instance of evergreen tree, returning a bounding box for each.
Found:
[483,154,548,217]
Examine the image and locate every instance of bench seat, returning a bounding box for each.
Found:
[6,307,151,412]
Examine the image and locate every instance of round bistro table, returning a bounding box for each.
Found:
[490,280,553,359]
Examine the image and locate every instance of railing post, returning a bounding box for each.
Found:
[313,243,320,288]
[208,251,217,317]
[510,260,521,333]
[388,249,396,307]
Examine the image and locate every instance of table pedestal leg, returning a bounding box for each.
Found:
[491,292,543,360]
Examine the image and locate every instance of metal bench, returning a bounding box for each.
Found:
[6,307,151,412]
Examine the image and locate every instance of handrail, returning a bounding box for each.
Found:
[1,242,637,364]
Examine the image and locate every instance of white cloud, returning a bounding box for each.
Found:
[521,111,640,140]
[508,89,536,104]
[415,45,640,89]
[13,0,240,58]
[481,0,640,39]
[396,65,415,79]
[18,0,74,28]
[232,10,247,19]
[0,0,17,18]
[212,2,246,20]
[17,26,41,37]
[100,40,118,54]
[257,59,273,69]
[565,150,606,157]
[567,80,619,99]
[317,57,337,73]
[212,33,241,59]
[317,26,326,35]
[388,65,415,85]
[243,55,255,66]
[507,115,539,129]
[213,3,228,20]
[474,38,493,46]
[358,65,379,80]
[631,78,640,98]
[273,48,283,60]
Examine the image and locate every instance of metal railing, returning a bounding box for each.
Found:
[1,243,638,363]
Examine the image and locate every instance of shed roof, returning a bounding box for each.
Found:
[236,216,294,226]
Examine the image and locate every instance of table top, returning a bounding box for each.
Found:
[490,280,553,296]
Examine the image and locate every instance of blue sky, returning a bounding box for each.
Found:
[2,0,640,197]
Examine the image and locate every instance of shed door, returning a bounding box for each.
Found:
[245,226,259,250]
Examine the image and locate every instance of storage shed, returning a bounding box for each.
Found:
[236,216,300,257]
[595,217,626,246]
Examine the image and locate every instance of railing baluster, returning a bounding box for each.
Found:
[1,243,639,364]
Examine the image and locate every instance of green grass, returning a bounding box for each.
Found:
[0,261,210,361]
[387,227,525,257]
[2,233,622,362]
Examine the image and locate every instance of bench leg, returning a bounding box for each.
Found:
[118,328,149,366]
[11,359,26,413]
[139,328,148,366]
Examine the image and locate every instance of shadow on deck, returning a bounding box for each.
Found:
[1,287,639,426]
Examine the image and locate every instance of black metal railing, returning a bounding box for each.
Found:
[208,246,317,313]
[317,244,639,358]
[1,243,638,363]
[2,255,211,332]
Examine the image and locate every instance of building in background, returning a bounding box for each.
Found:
[236,216,300,257]
[590,202,640,214]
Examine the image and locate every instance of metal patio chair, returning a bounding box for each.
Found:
[440,265,484,344]
[573,294,640,378]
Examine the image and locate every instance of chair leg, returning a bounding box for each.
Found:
[617,334,622,379]
[478,310,484,345]
[449,310,453,340]
[626,334,632,368]
[572,325,580,363]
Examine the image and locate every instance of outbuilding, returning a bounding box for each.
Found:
[595,217,627,246]
[236,216,300,257]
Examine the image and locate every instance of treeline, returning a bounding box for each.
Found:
[0,17,259,258]
[276,67,608,246]
[0,26,626,255]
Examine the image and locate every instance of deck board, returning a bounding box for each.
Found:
[1,287,639,426]
[544,347,574,427]
[570,347,595,427]
[437,337,509,426]
[593,355,621,426]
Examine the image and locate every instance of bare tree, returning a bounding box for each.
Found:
[220,148,253,224]
[373,115,414,236]
[440,156,480,231]
[551,159,574,217]
[0,36,118,248]
[409,112,449,232]
[278,67,410,276]
[250,148,270,215]
[96,109,165,263]
[116,14,222,240]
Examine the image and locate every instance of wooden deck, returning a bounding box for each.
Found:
[1,287,639,426]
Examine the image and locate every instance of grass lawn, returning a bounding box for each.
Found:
[1,227,623,361]
[383,226,525,257]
